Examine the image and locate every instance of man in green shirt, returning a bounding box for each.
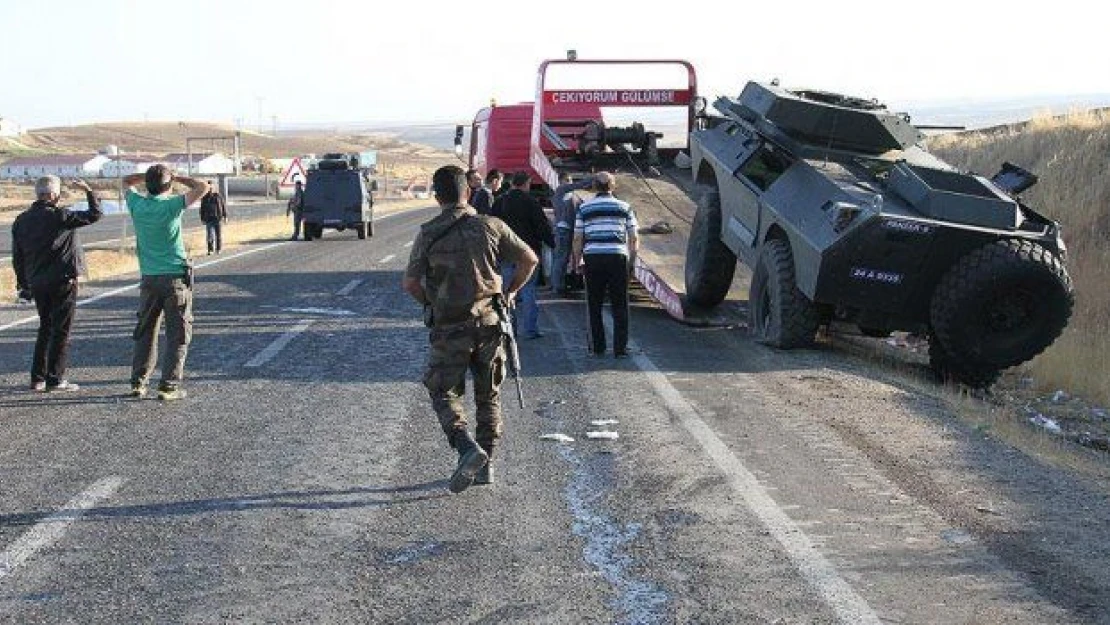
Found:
[121,165,209,400]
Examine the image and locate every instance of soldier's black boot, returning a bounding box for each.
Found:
[473,444,494,486]
[450,431,488,494]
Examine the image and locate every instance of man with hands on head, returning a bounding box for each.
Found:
[11,176,103,392]
[120,165,209,401]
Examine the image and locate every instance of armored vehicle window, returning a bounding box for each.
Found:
[737,143,793,192]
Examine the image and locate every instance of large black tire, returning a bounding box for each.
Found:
[930,239,1073,370]
[684,189,737,307]
[928,338,1001,389]
[749,238,820,348]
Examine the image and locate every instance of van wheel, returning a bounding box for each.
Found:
[749,238,819,348]
[684,188,736,308]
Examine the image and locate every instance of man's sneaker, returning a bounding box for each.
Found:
[157,385,187,401]
[45,380,80,392]
[129,382,148,398]
[30,380,46,392]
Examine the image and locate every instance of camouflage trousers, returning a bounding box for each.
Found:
[423,322,506,451]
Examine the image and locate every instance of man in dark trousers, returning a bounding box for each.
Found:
[572,172,639,357]
[403,165,537,493]
[551,172,594,296]
[199,182,227,254]
[287,180,304,240]
[121,165,209,400]
[11,176,103,391]
[490,170,554,339]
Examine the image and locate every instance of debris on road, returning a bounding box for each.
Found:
[540,433,575,443]
[586,431,620,440]
[590,419,620,427]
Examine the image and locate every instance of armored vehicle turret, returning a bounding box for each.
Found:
[685,81,1074,387]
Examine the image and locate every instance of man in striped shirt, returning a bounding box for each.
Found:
[572,172,639,357]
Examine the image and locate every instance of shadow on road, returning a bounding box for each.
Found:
[0,481,449,528]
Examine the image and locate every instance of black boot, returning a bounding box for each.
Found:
[473,444,494,486]
[450,431,488,494]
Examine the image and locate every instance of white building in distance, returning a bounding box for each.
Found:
[101,155,167,178]
[162,153,235,175]
[0,155,110,180]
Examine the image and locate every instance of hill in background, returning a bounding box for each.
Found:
[928,110,1110,404]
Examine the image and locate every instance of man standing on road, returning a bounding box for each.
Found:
[551,172,593,297]
[403,165,538,493]
[572,171,639,358]
[121,165,209,400]
[11,177,103,391]
[490,171,554,339]
[199,182,227,255]
[287,180,304,240]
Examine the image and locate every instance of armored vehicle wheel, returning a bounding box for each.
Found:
[356,223,367,239]
[930,239,1073,370]
[366,220,374,237]
[684,189,737,308]
[928,339,1001,389]
[749,238,820,348]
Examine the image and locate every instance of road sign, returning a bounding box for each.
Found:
[280,158,307,187]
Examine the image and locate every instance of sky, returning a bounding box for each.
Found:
[3,0,1109,130]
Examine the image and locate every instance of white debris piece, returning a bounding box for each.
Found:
[586,431,620,440]
[590,419,620,427]
[1028,414,1063,434]
[1051,390,1069,403]
[281,307,356,316]
[540,433,575,443]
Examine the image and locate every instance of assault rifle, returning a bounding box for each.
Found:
[492,294,524,409]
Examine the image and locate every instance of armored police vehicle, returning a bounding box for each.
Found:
[684,82,1074,387]
[301,155,375,241]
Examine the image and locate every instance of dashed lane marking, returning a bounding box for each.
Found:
[0,476,125,581]
[0,241,290,334]
[244,319,314,368]
[0,209,424,335]
[335,279,363,296]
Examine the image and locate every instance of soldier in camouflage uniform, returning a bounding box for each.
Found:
[403,165,538,494]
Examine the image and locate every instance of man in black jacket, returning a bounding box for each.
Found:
[491,171,554,339]
[199,183,227,254]
[11,176,103,391]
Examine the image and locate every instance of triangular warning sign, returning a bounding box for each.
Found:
[280,158,307,187]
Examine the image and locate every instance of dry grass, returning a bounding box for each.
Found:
[928,110,1110,405]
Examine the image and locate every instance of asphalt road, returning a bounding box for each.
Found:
[0,201,287,261]
[1,208,1108,623]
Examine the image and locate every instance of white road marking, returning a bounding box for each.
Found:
[244,319,314,368]
[0,476,124,581]
[0,241,291,334]
[629,348,882,624]
[335,279,363,296]
[378,254,396,263]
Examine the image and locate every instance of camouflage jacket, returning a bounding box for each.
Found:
[405,205,531,327]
